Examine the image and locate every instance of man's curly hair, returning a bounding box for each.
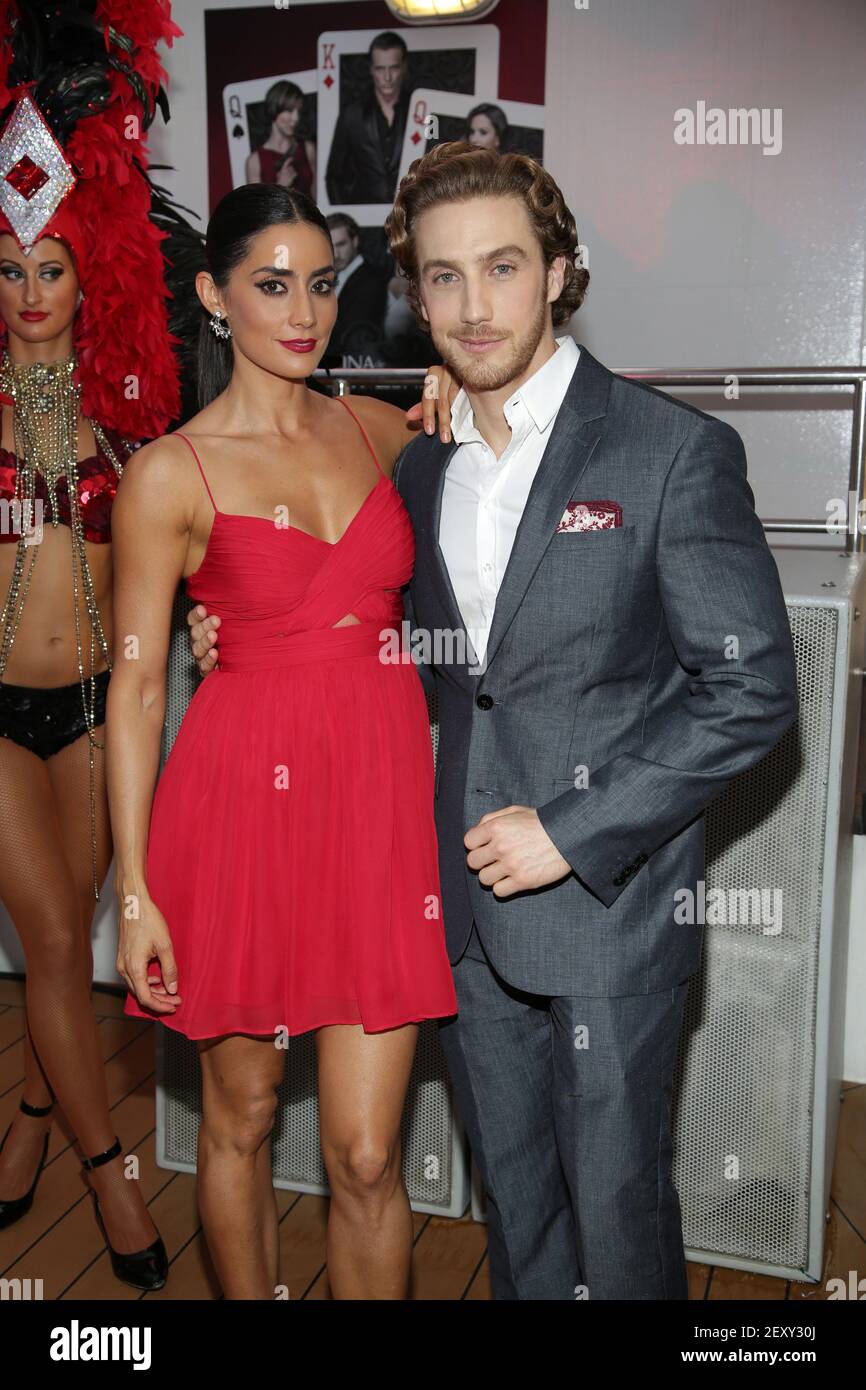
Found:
[384,141,588,330]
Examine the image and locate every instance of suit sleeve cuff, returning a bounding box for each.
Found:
[536,788,645,909]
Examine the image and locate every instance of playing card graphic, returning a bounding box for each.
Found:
[222,70,317,191]
[399,89,545,180]
[317,26,499,227]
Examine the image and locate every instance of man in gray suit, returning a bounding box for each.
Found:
[188,142,799,1300]
[381,142,798,1300]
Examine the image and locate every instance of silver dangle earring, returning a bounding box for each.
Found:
[209,310,232,340]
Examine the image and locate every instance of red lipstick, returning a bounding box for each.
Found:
[279,339,317,353]
[19,310,48,321]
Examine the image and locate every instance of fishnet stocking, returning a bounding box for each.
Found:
[0,722,157,1251]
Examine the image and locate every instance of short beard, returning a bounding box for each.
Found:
[434,288,549,393]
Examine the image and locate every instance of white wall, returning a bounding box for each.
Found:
[2,0,864,1075]
[545,0,866,536]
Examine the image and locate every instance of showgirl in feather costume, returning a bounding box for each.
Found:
[0,0,196,1291]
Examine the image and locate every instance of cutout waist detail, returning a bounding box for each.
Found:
[216,619,393,673]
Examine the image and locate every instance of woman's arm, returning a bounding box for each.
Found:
[107,437,196,1011]
[245,149,261,183]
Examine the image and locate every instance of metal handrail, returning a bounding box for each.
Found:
[314,364,866,554]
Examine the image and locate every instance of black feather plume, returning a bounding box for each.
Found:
[4,1,164,142]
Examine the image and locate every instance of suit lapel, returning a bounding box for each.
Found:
[481,347,612,674]
[481,406,604,674]
[415,343,613,681]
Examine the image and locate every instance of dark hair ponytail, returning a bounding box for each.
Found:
[197,184,333,410]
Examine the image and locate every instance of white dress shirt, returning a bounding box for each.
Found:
[438,334,580,668]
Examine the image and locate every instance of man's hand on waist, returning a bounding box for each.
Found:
[187,602,220,675]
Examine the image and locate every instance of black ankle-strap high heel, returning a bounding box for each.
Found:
[81,1135,168,1291]
[0,1097,54,1230]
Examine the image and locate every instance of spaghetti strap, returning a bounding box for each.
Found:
[336,396,385,478]
[176,432,218,513]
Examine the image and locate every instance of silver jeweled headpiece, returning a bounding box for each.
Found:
[0,93,77,253]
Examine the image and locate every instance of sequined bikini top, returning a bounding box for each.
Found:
[0,428,130,544]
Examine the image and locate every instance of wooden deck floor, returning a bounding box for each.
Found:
[1,977,862,1301]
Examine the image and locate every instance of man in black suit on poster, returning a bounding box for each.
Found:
[321,213,388,365]
[325,32,410,206]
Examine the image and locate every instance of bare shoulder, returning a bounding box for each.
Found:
[113,432,199,535]
[340,392,419,478]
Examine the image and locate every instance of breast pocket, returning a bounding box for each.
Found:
[538,522,637,602]
[546,522,635,550]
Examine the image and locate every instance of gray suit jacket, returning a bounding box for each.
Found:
[395,343,799,996]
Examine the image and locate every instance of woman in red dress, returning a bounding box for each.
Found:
[108,182,457,1300]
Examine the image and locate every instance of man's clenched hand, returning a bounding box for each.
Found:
[464,806,572,897]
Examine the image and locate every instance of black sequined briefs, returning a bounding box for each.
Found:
[0,668,110,759]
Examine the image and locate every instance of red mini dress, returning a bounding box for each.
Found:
[124,399,457,1039]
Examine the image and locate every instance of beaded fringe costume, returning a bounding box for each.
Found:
[0,1,196,898]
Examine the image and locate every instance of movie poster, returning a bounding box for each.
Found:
[206,0,547,378]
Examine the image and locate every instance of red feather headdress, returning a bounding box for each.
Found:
[0,0,185,439]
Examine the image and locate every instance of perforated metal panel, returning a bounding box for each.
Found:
[672,602,838,1272]
[157,590,468,1216]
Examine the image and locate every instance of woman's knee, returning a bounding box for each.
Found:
[324,1133,401,1197]
[201,1078,280,1157]
[19,895,89,978]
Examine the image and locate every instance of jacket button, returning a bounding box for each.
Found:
[476,694,494,710]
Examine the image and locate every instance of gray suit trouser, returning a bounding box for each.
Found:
[437,920,690,1300]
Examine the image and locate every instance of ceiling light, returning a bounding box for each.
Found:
[385,0,501,23]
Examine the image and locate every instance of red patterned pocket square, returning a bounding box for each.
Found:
[556,499,623,532]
